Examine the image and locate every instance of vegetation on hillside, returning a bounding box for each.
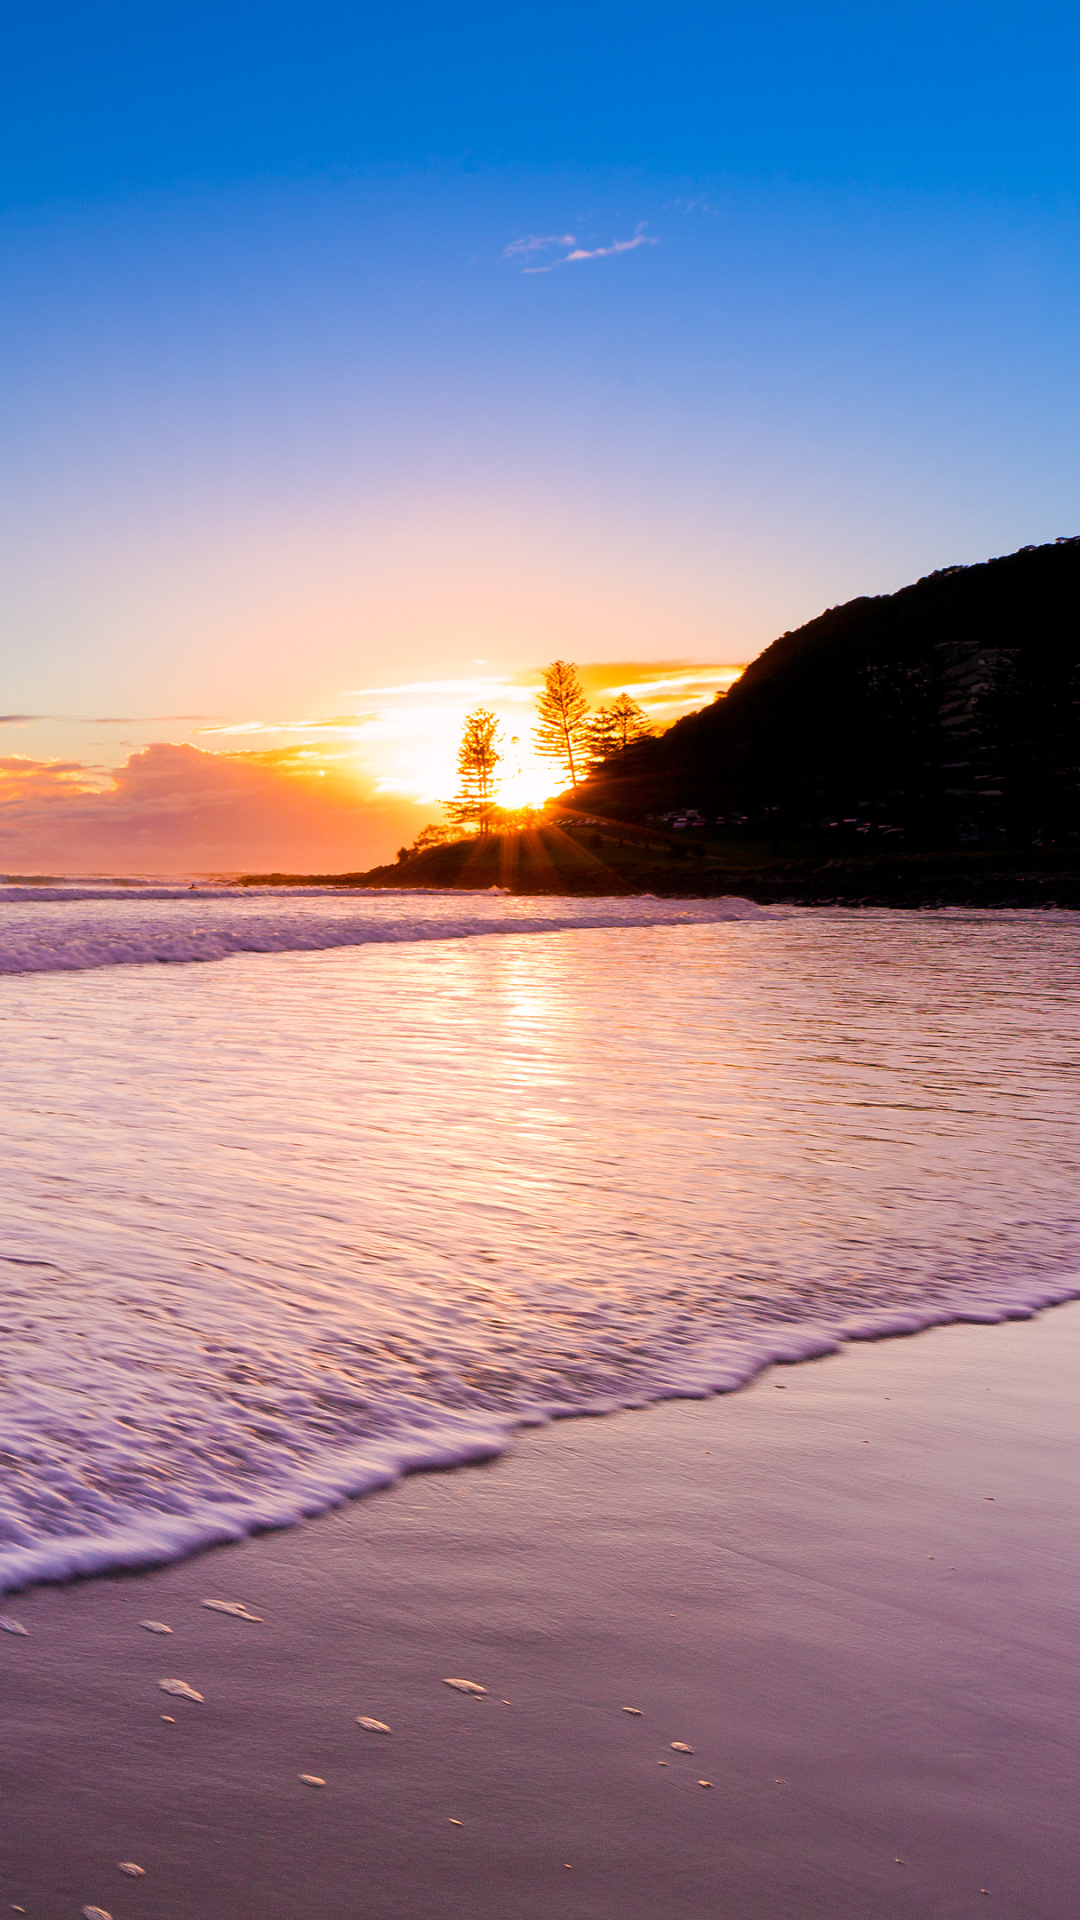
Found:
[243,540,1079,901]
[576,538,1080,849]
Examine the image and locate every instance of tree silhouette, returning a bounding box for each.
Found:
[446,707,502,834]
[587,692,653,767]
[534,660,590,789]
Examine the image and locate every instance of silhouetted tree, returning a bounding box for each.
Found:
[410,822,457,852]
[534,660,590,789]
[587,693,654,767]
[446,708,502,834]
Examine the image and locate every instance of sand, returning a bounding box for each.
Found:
[3,1303,1078,1920]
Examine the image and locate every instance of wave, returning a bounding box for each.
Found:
[0,892,768,975]
[2,903,1075,1598]
[1,1270,1076,1597]
[0,885,455,901]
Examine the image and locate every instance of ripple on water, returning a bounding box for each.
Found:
[0,904,1077,1590]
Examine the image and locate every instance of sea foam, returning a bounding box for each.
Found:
[0,886,766,975]
[0,902,1077,1594]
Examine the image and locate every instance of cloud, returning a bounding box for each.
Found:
[198,713,374,737]
[0,713,213,726]
[662,196,718,215]
[505,225,658,274]
[503,233,577,260]
[571,660,745,714]
[560,228,659,266]
[0,755,98,782]
[0,743,429,875]
[0,666,749,871]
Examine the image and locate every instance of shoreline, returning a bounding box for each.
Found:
[2,1269,1077,1599]
[4,1303,1079,1918]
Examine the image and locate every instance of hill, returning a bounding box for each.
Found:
[575,538,1080,847]
[240,816,1080,907]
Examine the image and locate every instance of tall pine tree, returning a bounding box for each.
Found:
[446,708,502,833]
[534,660,590,789]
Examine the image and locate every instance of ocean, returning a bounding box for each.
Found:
[1,886,1077,1594]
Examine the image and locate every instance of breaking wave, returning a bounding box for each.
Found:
[0,887,767,975]
[0,905,1077,1593]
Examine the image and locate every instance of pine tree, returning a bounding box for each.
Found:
[587,692,653,767]
[534,660,591,789]
[446,708,502,834]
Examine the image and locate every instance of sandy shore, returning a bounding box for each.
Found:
[3,1304,1078,1920]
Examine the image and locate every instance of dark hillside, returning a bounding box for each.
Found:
[240,820,1080,907]
[577,539,1080,846]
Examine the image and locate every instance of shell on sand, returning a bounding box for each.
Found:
[622,1706,642,1715]
[158,1679,203,1702]
[443,1678,486,1695]
[698,1779,713,1788]
[299,1774,326,1788]
[0,1618,28,1636]
[140,1620,172,1634]
[82,1907,113,1919]
[357,1717,392,1733]
[203,1600,263,1621]
[118,1863,146,1877]
[670,1742,694,1753]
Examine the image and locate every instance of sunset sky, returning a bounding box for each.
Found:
[2,2,1077,871]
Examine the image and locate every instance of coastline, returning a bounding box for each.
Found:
[4,1303,1079,1919]
[238,837,1080,909]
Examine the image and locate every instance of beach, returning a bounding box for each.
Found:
[7,15,1078,1914]
[4,1301,1077,1920]
[1,896,1077,1918]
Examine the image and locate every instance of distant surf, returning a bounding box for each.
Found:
[0,886,767,975]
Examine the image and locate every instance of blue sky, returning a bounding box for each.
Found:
[1,1,1077,868]
[4,2,1078,200]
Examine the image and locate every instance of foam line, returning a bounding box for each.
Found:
[2,1275,1077,1598]
[0,892,767,975]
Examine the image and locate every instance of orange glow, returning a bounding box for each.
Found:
[195,660,744,813]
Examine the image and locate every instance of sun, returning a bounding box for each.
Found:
[495,741,558,810]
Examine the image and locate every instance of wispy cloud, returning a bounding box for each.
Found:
[1,713,212,726]
[662,196,718,216]
[503,233,577,260]
[504,224,658,274]
[198,713,375,737]
[573,660,745,714]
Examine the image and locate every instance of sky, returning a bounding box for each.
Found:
[1,1,1078,872]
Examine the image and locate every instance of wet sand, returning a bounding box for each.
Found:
[3,1304,1078,1920]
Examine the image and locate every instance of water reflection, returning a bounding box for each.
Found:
[0,910,1077,1588]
